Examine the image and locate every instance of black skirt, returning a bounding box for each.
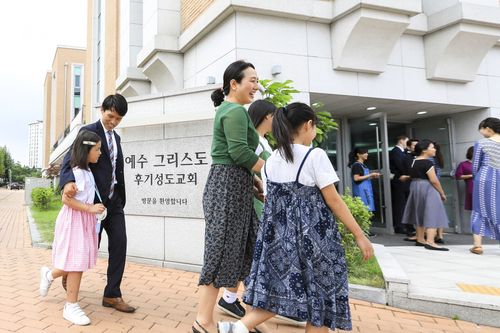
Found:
[199,164,258,288]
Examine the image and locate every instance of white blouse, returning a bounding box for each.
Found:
[73,167,97,204]
[262,144,339,195]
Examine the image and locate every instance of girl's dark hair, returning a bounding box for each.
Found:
[478,117,500,134]
[433,142,444,168]
[348,147,368,168]
[272,102,317,163]
[211,60,255,107]
[70,130,101,169]
[414,139,433,156]
[466,146,474,160]
[248,100,276,129]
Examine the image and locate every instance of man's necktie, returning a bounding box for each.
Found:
[107,130,116,199]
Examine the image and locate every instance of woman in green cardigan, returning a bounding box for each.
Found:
[193,60,264,333]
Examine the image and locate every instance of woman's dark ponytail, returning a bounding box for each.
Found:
[272,102,317,163]
[211,60,255,107]
[211,88,225,107]
[348,147,368,167]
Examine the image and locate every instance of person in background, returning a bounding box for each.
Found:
[402,139,449,251]
[455,146,474,211]
[403,138,419,239]
[216,99,276,328]
[248,99,275,220]
[348,147,380,212]
[470,117,500,255]
[431,142,446,243]
[389,135,410,234]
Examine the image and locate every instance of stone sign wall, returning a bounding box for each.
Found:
[122,136,212,218]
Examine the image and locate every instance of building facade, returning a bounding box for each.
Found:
[42,47,86,176]
[58,0,500,270]
[28,120,43,169]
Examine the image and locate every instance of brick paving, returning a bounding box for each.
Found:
[0,188,499,333]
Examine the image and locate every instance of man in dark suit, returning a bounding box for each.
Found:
[60,94,135,313]
[389,135,410,234]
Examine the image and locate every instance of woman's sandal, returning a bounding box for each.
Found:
[192,320,210,333]
[469,246,483,255]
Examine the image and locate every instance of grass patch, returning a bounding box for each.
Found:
[30,194,62,243]
[348,254,385,289]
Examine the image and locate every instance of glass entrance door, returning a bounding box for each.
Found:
[348,116,389,228]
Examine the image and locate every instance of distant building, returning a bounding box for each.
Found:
[42,46,86,173]
[28,120,43,169]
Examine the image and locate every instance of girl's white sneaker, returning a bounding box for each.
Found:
[63,303,91,326]
[39,267,53,297]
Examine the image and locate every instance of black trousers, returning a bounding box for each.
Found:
[98,193,127,298]
[391,180,409,232]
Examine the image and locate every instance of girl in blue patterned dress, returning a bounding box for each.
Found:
[218,102,373,333]
[470,117,500,255]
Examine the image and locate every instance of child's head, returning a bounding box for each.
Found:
[248,100,276,133]
[70,130,102,169]
[272,102,317,163]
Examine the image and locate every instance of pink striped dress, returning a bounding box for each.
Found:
[52,167,98,271]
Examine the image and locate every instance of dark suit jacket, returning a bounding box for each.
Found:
[389,146,410,191]
[60,121,126,207]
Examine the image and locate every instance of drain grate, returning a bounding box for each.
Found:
[457,283,500,296]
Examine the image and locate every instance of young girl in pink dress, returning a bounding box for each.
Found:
[39,130,106,326]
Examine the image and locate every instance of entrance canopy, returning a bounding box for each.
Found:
[310,93,484,122]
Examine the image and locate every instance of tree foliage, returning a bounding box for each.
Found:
[0,146,41,184]
[258,80,338,147]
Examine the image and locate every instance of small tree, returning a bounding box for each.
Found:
[259,79,337,147]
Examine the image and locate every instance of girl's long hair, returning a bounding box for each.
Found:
[70,130,101,169]
[272,102,317,163]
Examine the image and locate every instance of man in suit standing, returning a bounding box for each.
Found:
[59,94,135,313]
[389,135,410,234]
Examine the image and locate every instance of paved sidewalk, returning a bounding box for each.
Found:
[1,188,500,332]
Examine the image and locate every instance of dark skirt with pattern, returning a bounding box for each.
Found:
[199,164,258,288]
[402,179,449,228]
[244,181,352,330]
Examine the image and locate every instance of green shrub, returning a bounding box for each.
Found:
[31,187,54,210]
[338,194,373,267]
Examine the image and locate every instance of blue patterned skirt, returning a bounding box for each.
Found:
[243,181,352,330]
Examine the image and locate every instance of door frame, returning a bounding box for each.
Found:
[341,112,394,234]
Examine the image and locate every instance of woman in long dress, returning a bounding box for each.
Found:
[470,117,500,255]
[402,139,449,251]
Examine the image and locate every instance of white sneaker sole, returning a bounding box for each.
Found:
[63,313,91,326]
[216,303,243,319]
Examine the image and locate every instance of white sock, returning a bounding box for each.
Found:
[65,302,78,308]
[46,270,54,281]
[223,289,238,304]
[234,321,249,333]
